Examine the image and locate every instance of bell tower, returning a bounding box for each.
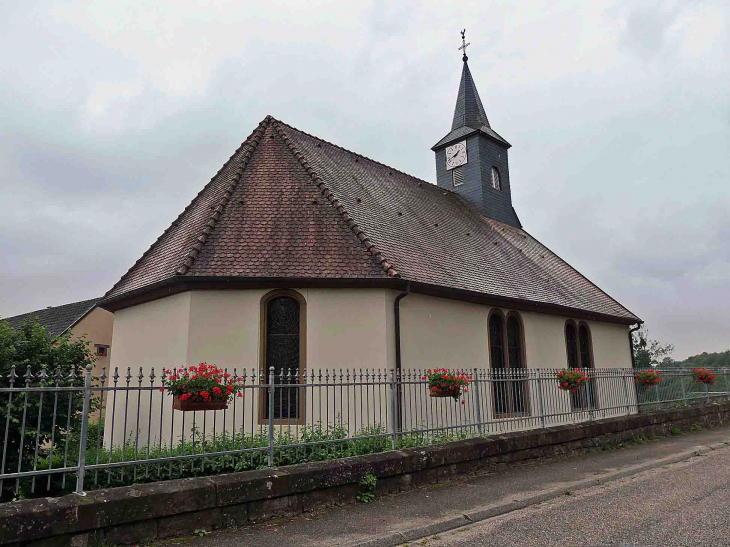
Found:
[432,30,521,228]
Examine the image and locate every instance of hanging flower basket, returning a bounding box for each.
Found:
[423,368,471,401]
[635,369,661,387]
[694,367,716,386]
[430,386,462,399]
[556,369,587,393]
[161,362,244,411]
[172,396,228,411]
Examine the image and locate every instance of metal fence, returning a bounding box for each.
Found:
[1,365,728,500]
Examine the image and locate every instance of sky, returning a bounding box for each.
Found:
[0,0,728,360]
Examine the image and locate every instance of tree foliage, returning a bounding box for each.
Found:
[632,326,674,369]
[672,350,730,369]
[0,319,96,500]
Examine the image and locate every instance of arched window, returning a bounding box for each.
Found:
[506,314,529,415]
[506,316,523,369]
[489,313,506,369]
[578,324,593,369]
[490,311,529,417]
[491,166,501,190]
[565,321,579,369]
[565,320,595,410]
[261,290,306,422]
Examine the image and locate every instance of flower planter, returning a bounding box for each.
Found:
[173,396,228,412]
[429,387,461,399]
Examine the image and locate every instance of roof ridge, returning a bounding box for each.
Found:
[102,118,272,299]
[275,119,441,191]
[271,120,399,278]
[176,116,270,275]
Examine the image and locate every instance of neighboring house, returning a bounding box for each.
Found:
[99,53,640,445]
[3,297,114,384]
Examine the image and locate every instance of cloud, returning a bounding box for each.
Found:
[1,0,729,359]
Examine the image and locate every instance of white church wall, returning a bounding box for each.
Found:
[102,288,635,451]
[102,288,393,448]
[103,291,191,448]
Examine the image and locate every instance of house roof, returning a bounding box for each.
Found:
[2,297,100,337]
[101,116,640,324]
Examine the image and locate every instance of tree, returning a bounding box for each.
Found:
[632,326,674,369]
[0,318,96,500]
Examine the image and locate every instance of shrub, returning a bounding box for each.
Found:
[0,319,96,501]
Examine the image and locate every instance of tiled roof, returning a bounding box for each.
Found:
[102,116,639,323]
[2,297,100,337]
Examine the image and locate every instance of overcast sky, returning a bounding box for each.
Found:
[1,0,728,360]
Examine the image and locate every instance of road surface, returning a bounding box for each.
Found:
[414,447,730,547]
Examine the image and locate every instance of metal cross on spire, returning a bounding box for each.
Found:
[458,29,470,62]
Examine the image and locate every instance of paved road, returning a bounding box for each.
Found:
[417,447,730,547]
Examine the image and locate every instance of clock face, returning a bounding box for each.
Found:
[445,141,467,170]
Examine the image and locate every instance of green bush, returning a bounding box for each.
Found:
[0,319,96,501]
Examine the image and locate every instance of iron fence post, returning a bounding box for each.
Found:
[537,369,546,429]
[621,369,631,414]
[587,369,595,421]
[473,368,483,435]
[705,379,710,403]
[680,371,688,406]
[653,382,661,407]
[268,366,275,467]
[75,364,93,495]
[389,369,397,450]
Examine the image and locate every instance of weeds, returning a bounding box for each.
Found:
[356,473,377,503]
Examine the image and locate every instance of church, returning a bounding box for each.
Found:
[99,42,640,441]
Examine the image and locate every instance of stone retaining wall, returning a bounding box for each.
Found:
[3,401,730,547]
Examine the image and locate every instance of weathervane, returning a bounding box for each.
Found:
[458,29,470,61]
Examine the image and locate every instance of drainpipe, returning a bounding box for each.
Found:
[394,284,411,431]
[628,322,643,369]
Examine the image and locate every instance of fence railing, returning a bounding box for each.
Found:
[1,365,728,501]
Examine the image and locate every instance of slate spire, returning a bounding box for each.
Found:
[451,59,491,131]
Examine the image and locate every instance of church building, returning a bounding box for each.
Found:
[99,42,640,438]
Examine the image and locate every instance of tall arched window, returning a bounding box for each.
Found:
[261,290,306,422]
[506,316,523,369]
[578,324,593,369]
[506,314,529,415]
[489,313,508,416]
[565,320,595,410]
[489,313,506,369]
[565,321,579,369]
[490,311,529,417]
